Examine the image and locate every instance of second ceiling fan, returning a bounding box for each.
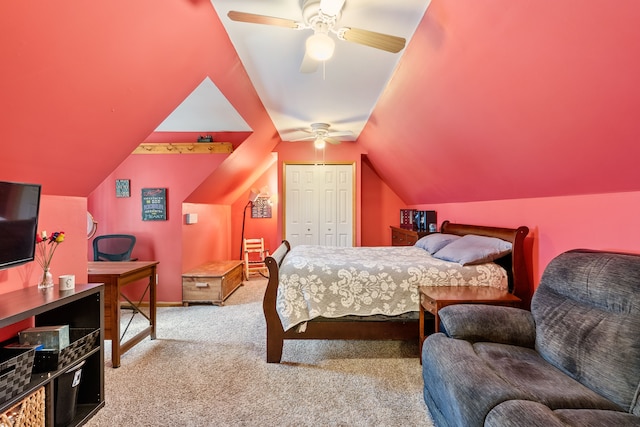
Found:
[289,123,353,149]
[227,0,406,73]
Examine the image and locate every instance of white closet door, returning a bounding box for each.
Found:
[334,165,353,247]
[285,164,353,248]
[285,165,319,247]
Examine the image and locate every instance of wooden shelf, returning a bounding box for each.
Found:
[132,142,233,154]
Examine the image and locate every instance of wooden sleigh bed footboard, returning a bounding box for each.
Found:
[263,239,419,363]
[262,221,530,363]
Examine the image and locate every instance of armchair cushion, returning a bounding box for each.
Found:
[439,304,536,348]
[486,400,640,427]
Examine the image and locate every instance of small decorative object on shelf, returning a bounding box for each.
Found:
[400,209,415,229]
[412,210,437,232]
[35,230,65,289]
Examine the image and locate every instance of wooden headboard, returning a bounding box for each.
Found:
[440,221,530,302]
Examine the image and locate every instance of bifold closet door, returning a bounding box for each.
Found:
[285,164,353,248]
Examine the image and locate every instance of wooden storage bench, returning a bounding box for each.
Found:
[182,260,244,306]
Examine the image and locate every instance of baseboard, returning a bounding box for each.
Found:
[120,301,184,309]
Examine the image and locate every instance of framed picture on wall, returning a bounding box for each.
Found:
[251,196,272,218]
[141,188,167,221]
[115,179,130,198]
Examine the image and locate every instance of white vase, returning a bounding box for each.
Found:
[38,268,54,289]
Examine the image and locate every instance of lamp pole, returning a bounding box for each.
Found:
[240,200,252,260]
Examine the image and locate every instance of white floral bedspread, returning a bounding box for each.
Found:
[276,245,508,331]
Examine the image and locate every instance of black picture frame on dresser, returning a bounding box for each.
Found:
[0,283,104,427]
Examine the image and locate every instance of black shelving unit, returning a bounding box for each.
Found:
[0,283,104,426]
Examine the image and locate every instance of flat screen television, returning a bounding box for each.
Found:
[0,181,41,270]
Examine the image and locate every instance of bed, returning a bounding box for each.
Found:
[263,221,530,363]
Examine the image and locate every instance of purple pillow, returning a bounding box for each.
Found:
[415,233,461,255]
[432,234,512,265]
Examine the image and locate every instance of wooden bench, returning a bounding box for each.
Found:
[182,260,244,306]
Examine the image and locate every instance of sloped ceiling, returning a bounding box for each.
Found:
[360,0,640,204]
[2,1,640,206]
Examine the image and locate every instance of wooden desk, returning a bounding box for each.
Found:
[419,286,521,354]
[88,261,158,368]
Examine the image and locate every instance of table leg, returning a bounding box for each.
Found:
[419,306,425,358]
[150,266,157,339]
[112,278,122,368]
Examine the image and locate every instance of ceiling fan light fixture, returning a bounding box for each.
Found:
[314,137,326,149]
[306,32,335,61]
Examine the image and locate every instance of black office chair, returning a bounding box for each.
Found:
[92,234,137,261]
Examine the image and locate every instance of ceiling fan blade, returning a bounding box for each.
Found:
[327,130,353,138]
[291,136,316,142]
[299,51,319,73]
[227,11,300,29]
[320,0,346,16]
[340,27,406,53]
[325,137,342,145]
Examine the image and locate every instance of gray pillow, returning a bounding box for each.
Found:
[415,233,461,254]
[432,234,512,265]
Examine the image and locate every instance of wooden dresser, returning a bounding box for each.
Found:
[390,226,430,246]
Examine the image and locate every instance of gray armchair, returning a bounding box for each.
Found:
[421,249,640,427]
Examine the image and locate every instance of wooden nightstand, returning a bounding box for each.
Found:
[390,226,429,246]
[419,286,521,354]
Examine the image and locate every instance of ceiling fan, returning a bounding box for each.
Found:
[227,0,406,73]
[289,122,354,149]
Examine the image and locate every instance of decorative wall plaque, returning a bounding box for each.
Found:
[141,188,167,221]
[115,179,130,198]
[251,196,272,218]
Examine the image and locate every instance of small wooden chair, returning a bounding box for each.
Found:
[243,238,269,280]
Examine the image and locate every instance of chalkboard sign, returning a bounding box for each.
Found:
[142,188,167,221]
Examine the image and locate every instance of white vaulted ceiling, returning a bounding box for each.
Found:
[170,0,431,140]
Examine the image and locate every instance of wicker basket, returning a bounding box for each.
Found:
[33,328,99,373]
[0,349,35,406]
[0,387,45,427]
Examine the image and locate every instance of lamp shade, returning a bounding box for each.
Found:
[306,33,335,61]
[248,188,260,203]
[314,137,326,149]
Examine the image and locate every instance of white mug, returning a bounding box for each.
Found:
[59,274,75,291]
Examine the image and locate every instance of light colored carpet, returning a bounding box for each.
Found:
[85,279,435,427]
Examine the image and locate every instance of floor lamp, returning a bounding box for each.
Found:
[240,189,260,260]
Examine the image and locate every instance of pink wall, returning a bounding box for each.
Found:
[88,153,229,303]
[230,161,279,261]
[0,195,88,291]
[0,195,88,340]
[182,203,231,272]
[416,190,640,290]
[361,157,406,246]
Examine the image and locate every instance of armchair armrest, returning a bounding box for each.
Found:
[439,304,536,348]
